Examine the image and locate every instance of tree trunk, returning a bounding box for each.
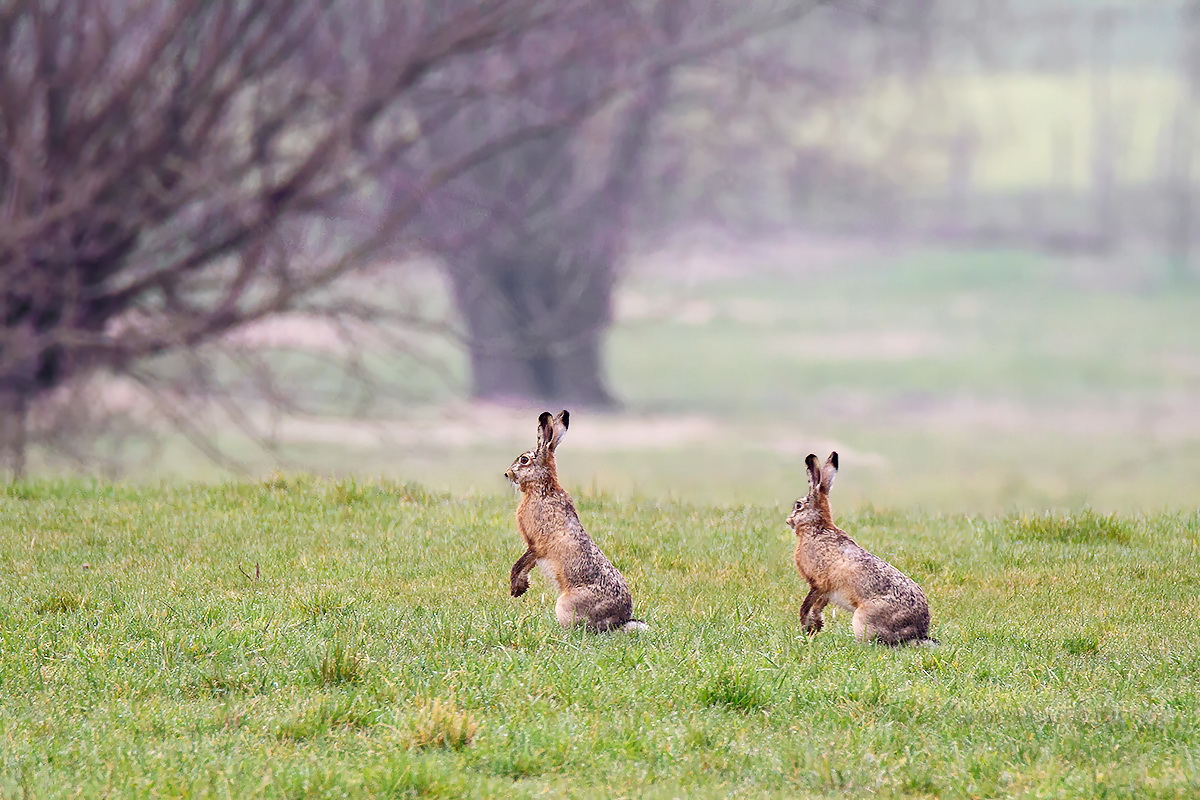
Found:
[0,389,29,480]
[451,260,543,404]
[545,329,616,409]
[430,2,683,410]
[450,248,618,409]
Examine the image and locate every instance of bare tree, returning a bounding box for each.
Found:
[415,1,868,408]
[414,3,674,407]
[0,0,634,476]
[413,0,967,408]
[0,0,956,475]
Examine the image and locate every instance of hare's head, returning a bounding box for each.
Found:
[786,451,838,531]
[505,410,569,488]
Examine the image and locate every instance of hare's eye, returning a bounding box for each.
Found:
[518,455,531,465]
[794,501,803,511]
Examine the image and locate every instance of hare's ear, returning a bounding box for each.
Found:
[535,411,555,454]
[548,409,569,451]
[805,454,821,492]
[819,451,839,494]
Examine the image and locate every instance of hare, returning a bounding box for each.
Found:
[504,410,646,632]
[787,452,936,646]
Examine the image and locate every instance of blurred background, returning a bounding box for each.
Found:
[1,0,1197,512]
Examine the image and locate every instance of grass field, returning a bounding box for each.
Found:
[2,479,1198,798]
[6,27,1197,796]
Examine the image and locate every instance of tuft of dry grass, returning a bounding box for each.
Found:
[406,697,479,751]
[310,641,370,686]
[32,590,86,614]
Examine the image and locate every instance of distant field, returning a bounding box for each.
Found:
[852,69,1188,193]
[605,243,1200,511]
[83,241,1200,514]
[1,481,1197,798]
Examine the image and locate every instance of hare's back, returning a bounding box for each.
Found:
[564,538,627,591]
[850,546,925,600]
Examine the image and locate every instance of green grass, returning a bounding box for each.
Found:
[2,479,1199,798]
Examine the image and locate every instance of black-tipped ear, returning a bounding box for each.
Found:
[536,411,554,452]
[548,409,569,450]
[820,451,839,493]
[805,454,821,489]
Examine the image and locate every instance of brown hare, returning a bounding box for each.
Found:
[504,410,646,632]
[787,452,936,646]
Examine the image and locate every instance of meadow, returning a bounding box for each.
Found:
[11,70,1200,796]
[109,241,1200,515]
[2,478,1199,798]
[12,237,1197,796]
[7,20,1199,795]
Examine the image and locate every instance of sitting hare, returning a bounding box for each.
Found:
[788,452,936,646]
[504,410,646,632]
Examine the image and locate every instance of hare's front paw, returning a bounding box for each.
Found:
[510,577,529,597]
[802,615,824,635]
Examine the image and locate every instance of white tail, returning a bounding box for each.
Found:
[622,620,649,631]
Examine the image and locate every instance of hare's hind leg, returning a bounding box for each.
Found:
[555,588,631,632]
[852,600,926,645]
[851,600,896,643]
[587,592,634,632]
[554,591,591,629]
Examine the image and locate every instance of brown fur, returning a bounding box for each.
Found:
[505,410,644,632]
[787,452,935,646]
